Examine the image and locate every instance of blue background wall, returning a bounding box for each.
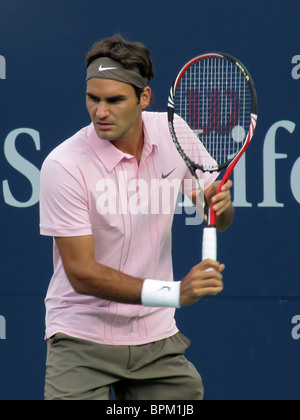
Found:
[1,0,300,400]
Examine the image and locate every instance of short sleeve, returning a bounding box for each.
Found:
[39,158,92,237]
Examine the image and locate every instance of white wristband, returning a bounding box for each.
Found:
[141,279,181,308]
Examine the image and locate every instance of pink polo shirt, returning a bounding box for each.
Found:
[40,112,218,345]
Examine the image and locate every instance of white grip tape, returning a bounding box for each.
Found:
[202,227,217,262]
[141,279,181,308]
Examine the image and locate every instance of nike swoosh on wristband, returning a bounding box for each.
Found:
[159,286,171,292]
[161,167,177,179]
[98,65,118,72]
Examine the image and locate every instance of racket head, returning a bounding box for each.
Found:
[168,52,258,224]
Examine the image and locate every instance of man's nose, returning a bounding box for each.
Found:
[96,102,110,119]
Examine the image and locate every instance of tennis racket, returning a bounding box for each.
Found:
[167,52,258,264]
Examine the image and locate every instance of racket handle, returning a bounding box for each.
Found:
[202,226,217,262]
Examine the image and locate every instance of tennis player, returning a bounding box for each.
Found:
[39,34,234,400]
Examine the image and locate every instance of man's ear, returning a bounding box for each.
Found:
[140,87,152,110]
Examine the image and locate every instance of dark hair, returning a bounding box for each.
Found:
[86,34,155,103]
[86,34,154,81]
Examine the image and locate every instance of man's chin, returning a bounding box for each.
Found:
[94,126,116,141]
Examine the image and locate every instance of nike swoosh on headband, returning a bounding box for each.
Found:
[98,65,118,72]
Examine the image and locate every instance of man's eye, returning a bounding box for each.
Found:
[87,94,100,103]
[108,97,125,104]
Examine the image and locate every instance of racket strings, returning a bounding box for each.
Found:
[173,57,252,169]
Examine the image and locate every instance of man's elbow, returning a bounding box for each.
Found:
[63,262,96,296]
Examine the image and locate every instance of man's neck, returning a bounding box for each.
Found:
[110,122,144,165]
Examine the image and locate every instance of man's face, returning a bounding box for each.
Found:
[86,78,150,143]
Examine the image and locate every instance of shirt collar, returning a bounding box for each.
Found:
[87,114,158,173]
[87,123,128,173]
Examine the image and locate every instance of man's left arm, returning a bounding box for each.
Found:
[205,180,234,232]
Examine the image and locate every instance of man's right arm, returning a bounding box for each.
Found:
[55,235,144,304]
[55,235,224,307]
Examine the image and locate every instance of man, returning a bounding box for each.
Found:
[40,34,234,400]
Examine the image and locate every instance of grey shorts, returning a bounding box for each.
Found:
[44,332,204,401]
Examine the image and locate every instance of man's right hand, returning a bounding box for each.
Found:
[179,259,225,306]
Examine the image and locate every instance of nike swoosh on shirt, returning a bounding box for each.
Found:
[161,168,177,179]
[98,65,118,72]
